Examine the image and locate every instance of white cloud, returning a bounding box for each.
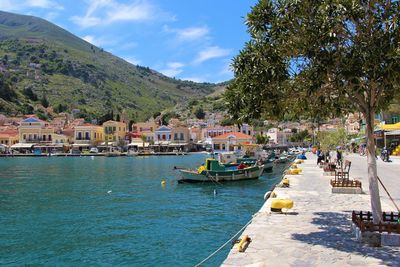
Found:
[159,62,185,77]
[27,0,63,9]
[124,56,141,65]
[163,25,209,42]
[193,46,232,64]
[0,0,63,11]
[82,34,121,48]
[71,0,173,28]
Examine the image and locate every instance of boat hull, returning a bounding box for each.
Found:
[178,165,264,183]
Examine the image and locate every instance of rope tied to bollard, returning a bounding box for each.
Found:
[194,218,253,267]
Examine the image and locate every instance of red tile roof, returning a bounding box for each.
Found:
[212,132,253,140]
[0,130,18,137]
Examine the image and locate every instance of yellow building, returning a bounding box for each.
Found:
[19,117,54,143]
[0,130,19,146]
[133,121,157,142]
[102,120,127,145]
[74,124,104,146]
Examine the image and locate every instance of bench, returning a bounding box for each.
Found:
[335,160,351,181]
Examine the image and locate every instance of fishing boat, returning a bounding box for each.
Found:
[127,149,139,157]
[218,152,273,172]
[178,158,264,183]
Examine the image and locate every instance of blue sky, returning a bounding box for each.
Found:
[0,0,258,83]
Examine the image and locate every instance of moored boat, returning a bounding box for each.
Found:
[178,158,264,183]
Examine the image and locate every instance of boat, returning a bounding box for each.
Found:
[178,158,264,183]
[127,149,139,156]
[218,151,273,172]
[105,151,121,157]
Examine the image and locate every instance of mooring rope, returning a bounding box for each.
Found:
[377,176,400,212]
[194,218,253,267]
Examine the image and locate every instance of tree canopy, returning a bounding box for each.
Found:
[226,0,400,223]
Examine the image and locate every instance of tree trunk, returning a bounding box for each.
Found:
[364,110,382,223]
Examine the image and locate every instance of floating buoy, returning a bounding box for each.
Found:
[161,180,166,186]
[107,190,112,194]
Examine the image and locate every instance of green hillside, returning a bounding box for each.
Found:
[0,10,219,121]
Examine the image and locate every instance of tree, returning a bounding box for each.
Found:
[316,129,348,152]
[226,0,400,223]
[256,134,270,144]
[194,106,206,119]
[40,95,49,108]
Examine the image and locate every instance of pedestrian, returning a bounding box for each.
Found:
[336,149,342,167]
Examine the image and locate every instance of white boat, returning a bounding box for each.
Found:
[127,149,139,156]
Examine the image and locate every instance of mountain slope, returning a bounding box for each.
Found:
[0,10,220,121]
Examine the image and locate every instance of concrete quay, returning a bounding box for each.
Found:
[222,153,400,267]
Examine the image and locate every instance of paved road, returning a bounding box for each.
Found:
[344,153,400,209]
[222,153,400,267]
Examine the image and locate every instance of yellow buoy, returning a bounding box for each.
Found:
[161,180,166,186]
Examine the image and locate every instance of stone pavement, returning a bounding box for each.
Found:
[222,153,400,267]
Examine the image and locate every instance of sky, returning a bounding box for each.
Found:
[0,0,259,83]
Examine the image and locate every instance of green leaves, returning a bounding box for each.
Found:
[225,0,400,123]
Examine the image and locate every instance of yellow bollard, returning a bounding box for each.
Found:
[271,199,294,212]
[237,235,251,252]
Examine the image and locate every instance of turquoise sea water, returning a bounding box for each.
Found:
[0,154,286,266]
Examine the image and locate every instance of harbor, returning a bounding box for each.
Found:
[0,154,289,266]
[222,153,400,266]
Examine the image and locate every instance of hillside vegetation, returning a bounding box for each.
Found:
[0,10,220,121]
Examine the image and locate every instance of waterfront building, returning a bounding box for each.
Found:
[170,126,190,151]
[133,121,157,142]
[211,132,254,151]
[0,130,19,146]
[155,126,172,143]
[189,126,202,143]
[202,126,235,140]
[266,128,293,145]
[74,124,104,146]
[102,120,127,145]
[52,133,70,144]
[18,117,54,143]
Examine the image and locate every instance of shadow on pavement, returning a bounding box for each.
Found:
[291,211,400,266]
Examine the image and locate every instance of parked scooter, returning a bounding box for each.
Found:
[380,147,390,162]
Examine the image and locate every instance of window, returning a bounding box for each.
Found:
[43,135,46,141]
[180,133,184,140]
[77,132,82,140]
[174,133,178,140]
[85,132,90,140]
[23,134,26,140]
[48,135,52,141]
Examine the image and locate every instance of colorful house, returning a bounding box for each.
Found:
[212,132,254,151]
[74,124,104,146]
[18,117,54,143]
[0,130,19,147]
[155,126,172,143]
[102,120,127,145]
[133,121,157,142]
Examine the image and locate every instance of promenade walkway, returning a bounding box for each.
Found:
[222,153,400,267]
